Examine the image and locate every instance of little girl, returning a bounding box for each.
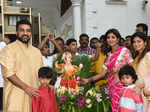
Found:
[118,65,143,112]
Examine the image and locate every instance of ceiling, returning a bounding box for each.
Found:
[13,0,62,31]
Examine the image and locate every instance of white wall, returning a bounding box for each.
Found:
[55,0,150,40]
[55,8,73,41]
[84,0,150,38]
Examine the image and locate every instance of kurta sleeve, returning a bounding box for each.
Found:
[0,47,16,78]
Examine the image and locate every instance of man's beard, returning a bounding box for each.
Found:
[17,35,30,44]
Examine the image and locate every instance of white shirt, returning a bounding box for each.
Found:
[0,42,6,87]
[42,54,57,67]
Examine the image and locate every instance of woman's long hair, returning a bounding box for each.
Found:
[101,28,122,55]
[131,32,150,63]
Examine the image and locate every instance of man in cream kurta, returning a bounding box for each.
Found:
[0,20,43,112]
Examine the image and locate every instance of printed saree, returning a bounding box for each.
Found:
[104,46,133,112]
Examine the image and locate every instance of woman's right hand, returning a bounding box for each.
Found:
[80,78,89,84]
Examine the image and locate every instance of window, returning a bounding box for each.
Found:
[8,16,28,26]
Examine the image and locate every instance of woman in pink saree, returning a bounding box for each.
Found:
[82,29,133,112]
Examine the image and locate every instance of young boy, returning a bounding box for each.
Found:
[32,67,58,112]
[118,65,143,112]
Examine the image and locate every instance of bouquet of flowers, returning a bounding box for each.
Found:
[52,52,112,112]
[56,85,112,112]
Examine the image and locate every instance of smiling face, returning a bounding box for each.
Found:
[79,36,89,48]
[132,36,146,53]
[106,33,119,47]
[16,24,32,44]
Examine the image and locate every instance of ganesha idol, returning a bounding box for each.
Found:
[54,52,83,91]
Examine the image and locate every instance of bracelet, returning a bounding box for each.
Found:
[89,77,94,83]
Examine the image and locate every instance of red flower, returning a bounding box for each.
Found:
[69,78,76,89]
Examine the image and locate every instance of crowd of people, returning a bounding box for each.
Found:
[0,19,150,112]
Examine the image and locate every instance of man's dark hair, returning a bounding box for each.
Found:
[90,37,99,43]
[99,35,105,41]
[79,33,89,40]
[52,37,64,54]
[16,19,32,31]
[125,35,132,40]
[119,65,137,83]
[55,37,65,45]
[120,37,125,42]
[136,23,148,35]
[66,38,77,46]
[38,67,53,79]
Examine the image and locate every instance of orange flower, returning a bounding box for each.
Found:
[65,66,73,76]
